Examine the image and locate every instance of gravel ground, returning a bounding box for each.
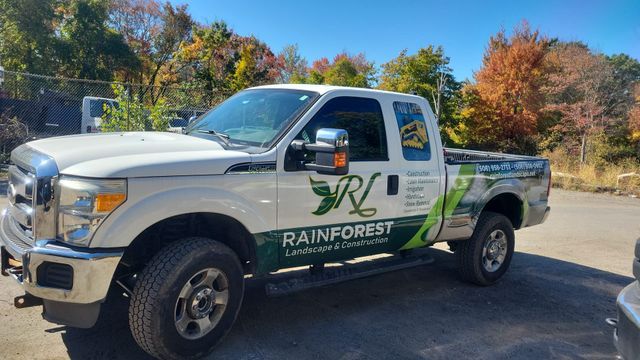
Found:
[0,189,639,359]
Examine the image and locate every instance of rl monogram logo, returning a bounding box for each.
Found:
[309,172,381,217]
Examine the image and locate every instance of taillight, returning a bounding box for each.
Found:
[547,170,552,196]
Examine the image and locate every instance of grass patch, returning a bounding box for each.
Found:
[546,150,640,196]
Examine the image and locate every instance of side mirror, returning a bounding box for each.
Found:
[291,128,349,175]
[188,116,198,124]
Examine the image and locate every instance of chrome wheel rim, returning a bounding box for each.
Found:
[174,268,229,340]
[481,229,508,273]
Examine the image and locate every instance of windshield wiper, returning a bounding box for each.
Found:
[195,129,231,147]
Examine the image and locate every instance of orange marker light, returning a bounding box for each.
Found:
[95,193,126,212]
[334,152,347,168]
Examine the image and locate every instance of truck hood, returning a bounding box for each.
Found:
[25,132,252,178]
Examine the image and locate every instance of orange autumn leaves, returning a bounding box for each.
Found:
[461,21,550,151]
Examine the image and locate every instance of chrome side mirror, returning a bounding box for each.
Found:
[290,128,349,175]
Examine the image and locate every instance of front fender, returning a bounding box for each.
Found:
[89,175,277,248]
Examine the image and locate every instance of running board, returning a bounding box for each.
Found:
[265,253,435,297]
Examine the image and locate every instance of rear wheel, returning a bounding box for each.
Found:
[458,211,515,286]
[129,237,244,359]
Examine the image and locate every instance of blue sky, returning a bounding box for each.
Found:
[170,0,640,82]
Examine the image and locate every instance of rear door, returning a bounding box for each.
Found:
[385,99,445,250]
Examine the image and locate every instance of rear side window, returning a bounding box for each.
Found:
[89,100,118,117]
[89,100,106,117]
[393,101,431,161]
[297,96,388,161]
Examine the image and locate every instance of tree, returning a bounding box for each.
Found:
[378,46,460,126]
[175,23,278,95]
[0,0,63,74]
[276,44,308,83]
[545,43,617,163]
[232,43,259,91]
[102,84,173,131]
[627,84,640,147]
[324,57,368,87]
[59,0,138,81]
[108,0,193,101]
[173,21,237,96]
[304,53,375,87]
[460,21,551,153]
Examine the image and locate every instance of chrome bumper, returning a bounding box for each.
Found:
[614,281,640,360]
[0,209,123,304]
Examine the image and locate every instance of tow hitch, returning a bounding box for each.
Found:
[14,293,43,308]
[2,247,43,308]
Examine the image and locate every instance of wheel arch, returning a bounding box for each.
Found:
[477,191,524,230]
[117,212,258,277]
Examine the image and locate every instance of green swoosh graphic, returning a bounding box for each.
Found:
[400,164,476,250]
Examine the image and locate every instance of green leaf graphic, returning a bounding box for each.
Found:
[312,196,336,215]
[310,177,332,197]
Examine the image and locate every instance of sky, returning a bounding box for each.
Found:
[169,0,640,82]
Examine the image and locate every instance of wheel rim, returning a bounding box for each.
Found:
[174,268,229,340]
[481,229,508,273]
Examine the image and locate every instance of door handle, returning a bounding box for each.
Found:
[387,175,399,195]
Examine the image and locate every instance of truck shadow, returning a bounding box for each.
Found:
[60,249,631,359]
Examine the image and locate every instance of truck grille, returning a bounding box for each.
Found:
[7,165,36,244]
[1,214,33,253]
[6,144,59,242]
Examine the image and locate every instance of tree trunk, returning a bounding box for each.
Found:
[580,133,587,164]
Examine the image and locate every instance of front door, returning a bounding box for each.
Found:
[276,95,397,268]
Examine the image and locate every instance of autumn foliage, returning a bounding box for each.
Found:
[0,1,638,170]
[459,22,551,152]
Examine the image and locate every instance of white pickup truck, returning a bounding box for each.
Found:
[1,85,550,359]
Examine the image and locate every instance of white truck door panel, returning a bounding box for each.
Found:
[276,92,443,268]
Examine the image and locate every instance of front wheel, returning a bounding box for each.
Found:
[457,211,515,286]
[129,237,244,360]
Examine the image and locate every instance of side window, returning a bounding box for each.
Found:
[393,101,431,161]
[297,96,388,161]
[89,100,106,117]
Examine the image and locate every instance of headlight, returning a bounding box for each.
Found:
[57,177,127,246]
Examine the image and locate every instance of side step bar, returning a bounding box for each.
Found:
[265,252,435,297]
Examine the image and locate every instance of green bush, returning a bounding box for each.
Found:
[102,85,173,132]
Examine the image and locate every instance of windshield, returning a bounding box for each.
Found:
[186,89,319,150]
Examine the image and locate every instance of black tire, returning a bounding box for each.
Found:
[457,211,515,286]
[129,237,244,360]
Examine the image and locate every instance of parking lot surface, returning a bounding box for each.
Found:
[0,189,639,359]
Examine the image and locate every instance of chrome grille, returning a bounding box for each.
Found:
[7,144,59,242]
[7,165,36,243]
[1,213,33,253]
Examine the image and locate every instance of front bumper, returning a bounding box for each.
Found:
[0,209,123,305]
[614,281,640,360]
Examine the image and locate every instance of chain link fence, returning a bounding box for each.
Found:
[0,70,228,161]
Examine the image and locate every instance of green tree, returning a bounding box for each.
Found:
[322,58,365,87]
[304,53,375,87]
[102,84,172,131]
[232,43,259,91]
[378,46,461,130]
[0,0,63,74]
[60,0,138,80]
